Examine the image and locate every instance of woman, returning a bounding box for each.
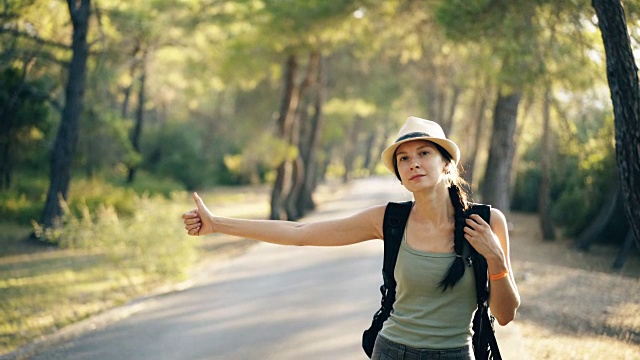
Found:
[182,116,520,360]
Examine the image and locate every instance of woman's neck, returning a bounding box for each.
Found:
[412,185,454,225]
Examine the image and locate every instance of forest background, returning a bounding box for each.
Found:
[1,0,639,356]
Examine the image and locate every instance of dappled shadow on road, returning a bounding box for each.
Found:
[30,239,386,360]
[514,261,640,345]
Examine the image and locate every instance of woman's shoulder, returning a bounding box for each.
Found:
[489,207,506,221]
[488,207,509,237]
[347,204,389,240]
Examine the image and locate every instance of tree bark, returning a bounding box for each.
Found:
[612,230,637,270]
[127,48,148,183]
[539,89,556,240]
[441,85,461,135]
[297,54,325,215]
[40,0,91,231]
[480,90,521,211]
[463,93,487,188]
[575,186,620,251]
[270,55,298,220]
[120,43,141,119]
[342,115,363,183]
[285,52,321,220]
[592,0,640,250]
[0,140,11,189]
[362,132,377,172]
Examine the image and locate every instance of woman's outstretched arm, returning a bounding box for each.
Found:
[182,192,386,247]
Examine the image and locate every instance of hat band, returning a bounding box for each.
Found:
[395,131,431,143]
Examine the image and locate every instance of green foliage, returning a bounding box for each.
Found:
[76,105,136,177]
[34,192,198,279]
[140,120,246,188]
[512,105,618,238]
[0,192,198,354]
[0,0,628,242]
[551,123,617,237]
[434,0,592,90]
[0,174,47,223]
[112,170,186,197]
[0,66,52,187]
[0,173,184,226]
[0,191,42,224]
[224,133,295,184]
[66,178,139,218]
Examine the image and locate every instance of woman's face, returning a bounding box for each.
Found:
[395,140,449,191]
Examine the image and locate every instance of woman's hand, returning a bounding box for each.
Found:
[465,209,520,325]
[182,192,215,236]
[463,213,507,271]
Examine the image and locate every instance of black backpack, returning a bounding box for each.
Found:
[362,201,502,359]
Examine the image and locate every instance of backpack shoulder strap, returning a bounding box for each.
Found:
[467,203,491,224]
[381,201,413,310]
[465,203,492,304]
[466,203,502,359]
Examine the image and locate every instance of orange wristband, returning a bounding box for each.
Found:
[489,269,509,281]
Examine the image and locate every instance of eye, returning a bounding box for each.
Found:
[397,155,409,162]
[419,150,430,156]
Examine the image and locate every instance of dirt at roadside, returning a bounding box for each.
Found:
[507,212,640,359]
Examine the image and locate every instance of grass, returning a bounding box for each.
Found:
[0,196,195,354]
[0,180,273,356]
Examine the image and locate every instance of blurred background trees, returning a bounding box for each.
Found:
[1,0,638,263]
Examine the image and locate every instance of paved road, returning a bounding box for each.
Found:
[21,176,522,360]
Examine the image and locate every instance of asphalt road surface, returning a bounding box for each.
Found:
[29,176,412,360]
[22,176,522,360]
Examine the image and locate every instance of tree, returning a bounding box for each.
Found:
[481,91,522,210]
[0,66,50,188]
[592,0,640,249]
[270,54,306,220]
[435,0,540,211]
[40,0,91,231]
[245,0,365,220]
[538,88,556,240]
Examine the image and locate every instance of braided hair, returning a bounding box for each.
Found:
[392,141,471,291]
[439,184,470,291]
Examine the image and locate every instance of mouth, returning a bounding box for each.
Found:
[409,174,424,181]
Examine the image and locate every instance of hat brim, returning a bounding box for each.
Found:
[381,136,460,173]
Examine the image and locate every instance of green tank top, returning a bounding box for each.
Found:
[379,235,477,349]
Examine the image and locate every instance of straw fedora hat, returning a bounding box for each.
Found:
[381,116,460,173]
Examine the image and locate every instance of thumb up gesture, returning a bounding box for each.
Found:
[182,192,215,236]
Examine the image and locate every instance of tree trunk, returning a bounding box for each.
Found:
[463,93,487,188]
[285,52,321,220]
[539,89,556,240]
[0,140,10,189]
[40,0,91,231]
[362,132,376,171]
[121,43,141,119]
[612,230,637,270]
[297,54,325,214]
[0,65,27,190]
[575,186,620,251]
[270,55,298,220]
[593,0,640,250]
[441,85,461,135]
[480,89,521,211]
[128,48,147,183]
[342,115,363,183]
[367,128,386,175]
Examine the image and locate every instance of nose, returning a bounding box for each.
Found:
[410,161,420,169]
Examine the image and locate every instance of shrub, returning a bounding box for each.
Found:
[34,192,198,281]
